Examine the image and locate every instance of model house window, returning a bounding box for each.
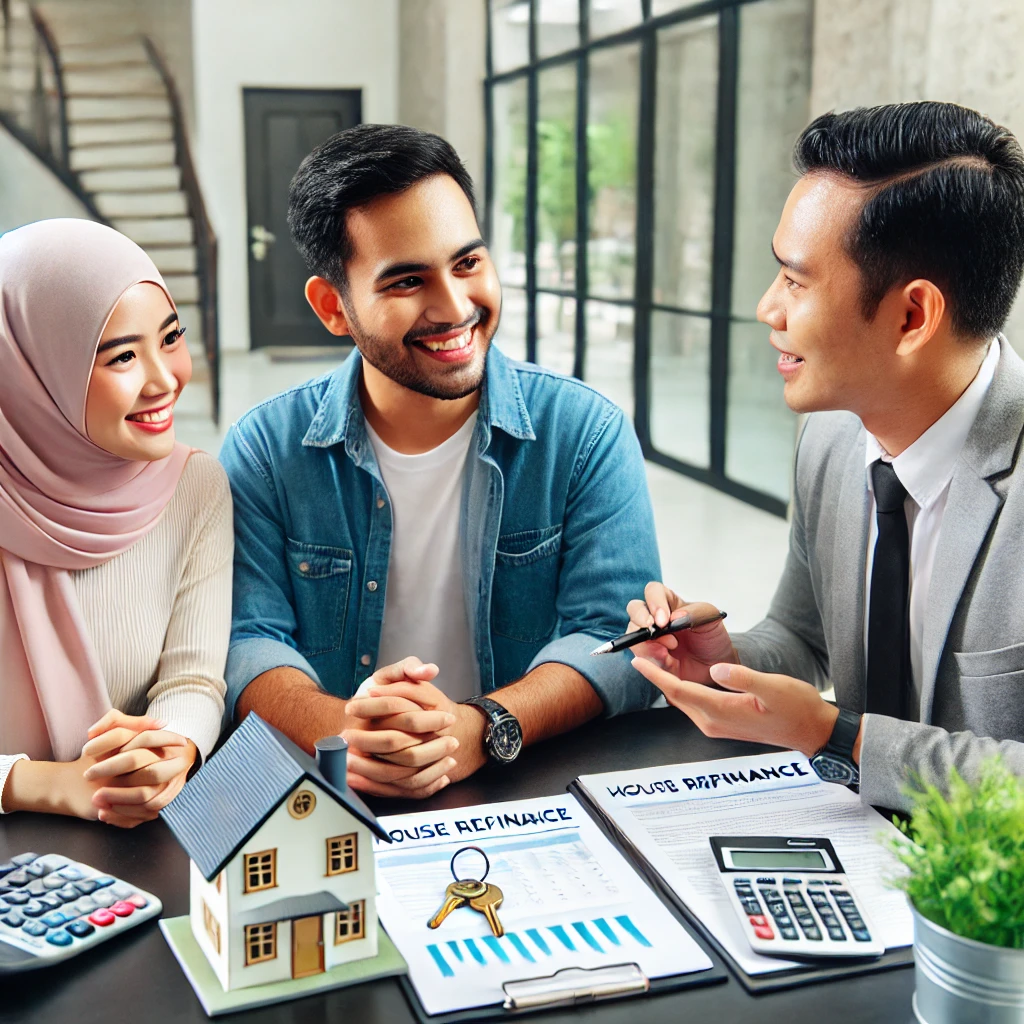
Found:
[244,922,277,965]
[327,833,358,875]
[288,789,316,819]
[335,900,365,943]
[215,871,223,893]
[243,849,277,893]
[202,899,220,953]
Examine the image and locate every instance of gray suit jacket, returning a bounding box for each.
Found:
[733,336,1024,810]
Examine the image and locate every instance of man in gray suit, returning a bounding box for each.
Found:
[627,102,1024,810]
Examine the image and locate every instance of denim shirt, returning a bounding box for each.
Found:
[220,345,661,718]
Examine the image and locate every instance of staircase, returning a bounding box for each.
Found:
[0,0,217,422]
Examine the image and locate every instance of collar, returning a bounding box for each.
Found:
[865,338,999,509]
[301,344,535,449]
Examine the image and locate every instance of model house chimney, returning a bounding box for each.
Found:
[315,735,348,790]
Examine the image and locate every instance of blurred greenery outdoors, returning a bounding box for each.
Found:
[499,112,637,286]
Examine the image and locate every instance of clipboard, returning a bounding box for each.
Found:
[568,780,914,994]
[396,953,728,1023]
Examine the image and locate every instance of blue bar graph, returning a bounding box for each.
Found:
[507,932,536,962]
[464,938,486,964]
[573,922,603,952]
[427,944,454,977]
[615,915,652,947]
[425,915,653,976]
[483,936,510,962]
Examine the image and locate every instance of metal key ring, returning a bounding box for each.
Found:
[450,845,490,883]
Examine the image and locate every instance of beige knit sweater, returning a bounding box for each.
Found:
[0,451,233,809]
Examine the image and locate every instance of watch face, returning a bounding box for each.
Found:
[811,753,857,785]
[488,715,523,763]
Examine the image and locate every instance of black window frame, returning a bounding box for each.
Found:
[484,0,798,517]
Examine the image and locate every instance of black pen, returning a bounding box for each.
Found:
[589,610,728,656]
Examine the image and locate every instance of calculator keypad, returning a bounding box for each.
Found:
[730,875,876,956]
[0,854,161,971]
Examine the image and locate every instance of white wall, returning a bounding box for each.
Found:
[191,0,399,352]
[0,128,95,234]
[810,0,1024,351]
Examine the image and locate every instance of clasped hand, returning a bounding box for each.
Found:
[342,656,487,799]
[79,710,198,827]
[627,582,838,757]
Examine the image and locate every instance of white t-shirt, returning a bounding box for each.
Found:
[365,412,481,702]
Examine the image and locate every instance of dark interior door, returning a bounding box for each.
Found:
[244,88,362,348]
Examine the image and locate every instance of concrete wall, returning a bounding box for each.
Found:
[810,0,1024,348]
[192,0,399,352]
[0,126,95,234]
[397,0,486,195]
[134,0,195,132]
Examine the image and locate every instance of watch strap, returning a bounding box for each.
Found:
[819,707,862,761]
[462,695,508,722]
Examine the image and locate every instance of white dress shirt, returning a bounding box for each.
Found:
[863,340,999,717]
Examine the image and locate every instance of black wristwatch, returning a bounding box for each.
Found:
[810,707,862,788]
[461,695,523,766]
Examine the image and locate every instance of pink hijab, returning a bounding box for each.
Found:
[0,219,191,762]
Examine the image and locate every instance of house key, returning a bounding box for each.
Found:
[469,883,505,938]
[428,879,488,928]
[427,846,493,929]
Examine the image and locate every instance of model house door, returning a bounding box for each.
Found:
[291,915,324,978]
[243,87,362,349]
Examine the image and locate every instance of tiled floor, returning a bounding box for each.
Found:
[177,349,791,633]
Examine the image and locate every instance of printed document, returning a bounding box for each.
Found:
[373,793,714,1015]
[575,751,912,976]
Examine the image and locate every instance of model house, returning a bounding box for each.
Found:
[161,712,391,992]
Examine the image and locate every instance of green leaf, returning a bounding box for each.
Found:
[884,758,1024,948]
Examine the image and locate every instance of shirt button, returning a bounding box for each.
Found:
[377,497,386,509]
[298,561,310,573]
[360,654,371,666]
[367,580,378,592]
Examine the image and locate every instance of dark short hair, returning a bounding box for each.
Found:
[288,123,477,289]
[794,102,1024,339]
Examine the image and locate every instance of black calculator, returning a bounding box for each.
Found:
[709,836,884,960]
[0,852,162,973]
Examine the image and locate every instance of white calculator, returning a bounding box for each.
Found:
[0,852,162,973]
[709,836,884,960]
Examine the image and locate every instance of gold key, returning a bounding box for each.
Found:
[469,883,505,938]
[428,879,487,929]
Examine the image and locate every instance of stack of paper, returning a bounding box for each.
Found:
[573,750,913,977]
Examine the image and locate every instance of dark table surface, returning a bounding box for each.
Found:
[0,707,916,1024]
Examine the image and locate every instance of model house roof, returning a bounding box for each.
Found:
[160,712,391,880]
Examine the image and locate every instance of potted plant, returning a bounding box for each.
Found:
[886,758,1024,1024]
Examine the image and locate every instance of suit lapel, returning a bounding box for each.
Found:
[919,337,1024,719]
[830,431,870,710]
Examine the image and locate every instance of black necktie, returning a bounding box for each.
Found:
[866,460,911,719]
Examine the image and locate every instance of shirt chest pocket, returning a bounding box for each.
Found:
[286,539,353,657]
[491,526,562,644]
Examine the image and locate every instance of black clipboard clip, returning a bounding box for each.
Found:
[502,963,649,1010]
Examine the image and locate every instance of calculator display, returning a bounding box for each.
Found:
[729,849,827,869]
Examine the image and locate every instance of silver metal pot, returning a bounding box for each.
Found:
[912,903,1024,1024]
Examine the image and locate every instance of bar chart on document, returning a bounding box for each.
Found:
[374,795,713,1015]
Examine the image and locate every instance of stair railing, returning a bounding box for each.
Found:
[0,4,103,219]
[142,35,221,425]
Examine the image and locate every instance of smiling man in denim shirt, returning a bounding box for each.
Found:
[220,124,660,799]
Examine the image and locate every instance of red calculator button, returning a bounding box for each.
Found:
[748,915,768,927]
[127,894,148,908]
[754,925,775,940]
[88,909,116,927]
[110,901,135,917]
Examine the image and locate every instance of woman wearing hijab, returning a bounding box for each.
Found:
[0,218,232,827]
